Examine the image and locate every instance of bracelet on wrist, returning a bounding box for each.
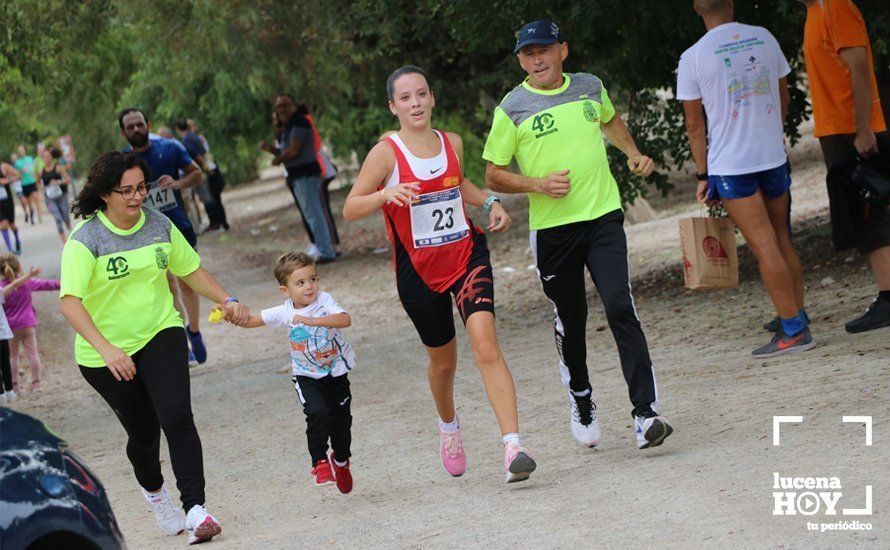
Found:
[224,296,239,306]
[483,195,501,213]
[695,172,709,181]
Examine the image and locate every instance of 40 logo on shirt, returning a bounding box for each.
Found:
[106,256,129,280]
[532,112,558,138]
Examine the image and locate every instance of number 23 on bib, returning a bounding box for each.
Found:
[410,187,470,247]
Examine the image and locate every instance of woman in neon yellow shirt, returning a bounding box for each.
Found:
[60,151,249,544]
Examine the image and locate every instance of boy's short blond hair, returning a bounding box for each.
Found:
[274,252,316,285]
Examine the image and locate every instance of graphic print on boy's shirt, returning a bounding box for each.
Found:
[260,291,354,378]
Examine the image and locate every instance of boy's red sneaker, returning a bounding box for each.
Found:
[311,459,335,486]
[330,453,353,494]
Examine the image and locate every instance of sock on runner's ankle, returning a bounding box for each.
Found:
[439,413,459,432]
[781,314,807,337]
[145,485,166,497]
[502,433,520,447]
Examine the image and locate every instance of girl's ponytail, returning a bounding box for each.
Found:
[0,252,22,282]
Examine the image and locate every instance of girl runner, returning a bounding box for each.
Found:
[40,147,73,244]
[0,254,60,392]
[343,65,536,483]
[0,265,40,403]
[60,151,250,544]
[0,161,22,254]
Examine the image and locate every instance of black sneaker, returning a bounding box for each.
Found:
[845,297,890,333]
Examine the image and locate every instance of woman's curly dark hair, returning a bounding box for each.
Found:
[71,151,151,219]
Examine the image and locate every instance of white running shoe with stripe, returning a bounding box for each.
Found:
[142,485,185,536]
[634,413,673,449]
[186,504,221,545]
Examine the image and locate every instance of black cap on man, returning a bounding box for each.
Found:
[513,20,563,53]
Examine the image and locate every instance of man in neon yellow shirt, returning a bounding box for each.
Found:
[483,19,673,451]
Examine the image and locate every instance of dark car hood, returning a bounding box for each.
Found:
[0,408,66,452]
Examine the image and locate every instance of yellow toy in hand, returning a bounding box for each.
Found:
[208,309,224,323]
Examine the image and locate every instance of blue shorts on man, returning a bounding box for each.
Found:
[708,162,791,200]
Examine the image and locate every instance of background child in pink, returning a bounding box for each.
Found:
[0,253,60,392]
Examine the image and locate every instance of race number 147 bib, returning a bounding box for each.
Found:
[409,187,469,248]
[143,181,178,212]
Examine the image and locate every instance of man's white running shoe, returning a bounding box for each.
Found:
[634,412,674,449]
[142,486,185,536]
[186,504,221,545]
[305,244,321,260]
[569,392,601,447]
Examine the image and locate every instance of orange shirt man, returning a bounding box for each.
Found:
[803,0,886,139]
[801,0,890,334]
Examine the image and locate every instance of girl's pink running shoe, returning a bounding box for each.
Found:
[504,441,536,483]
[439,424,466,477]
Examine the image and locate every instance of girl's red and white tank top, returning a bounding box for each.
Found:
[380,130,479,299]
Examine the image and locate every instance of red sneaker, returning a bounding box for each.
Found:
[311,459,335,486]
[330,453,353,494]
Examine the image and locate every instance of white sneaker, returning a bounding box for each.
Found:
[5,390,17,403]
[569,392,601,447]
[186,504,221,545]
[305,243,321,260]
[634,412,674,449]
[142,486,185,535]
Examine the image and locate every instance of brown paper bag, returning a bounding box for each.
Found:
[678,217,738,290]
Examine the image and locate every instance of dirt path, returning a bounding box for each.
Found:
[10,137,889,548]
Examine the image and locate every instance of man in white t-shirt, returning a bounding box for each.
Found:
[678,0,815,358]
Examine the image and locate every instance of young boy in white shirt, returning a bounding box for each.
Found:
[240,252,355,492]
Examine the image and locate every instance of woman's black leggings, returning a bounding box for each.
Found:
[0,339,11,392]
[79,327,205,512]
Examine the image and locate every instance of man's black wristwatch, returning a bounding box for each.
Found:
[695,172,709,181]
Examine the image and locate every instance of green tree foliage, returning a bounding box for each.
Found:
[1,0,887,200]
